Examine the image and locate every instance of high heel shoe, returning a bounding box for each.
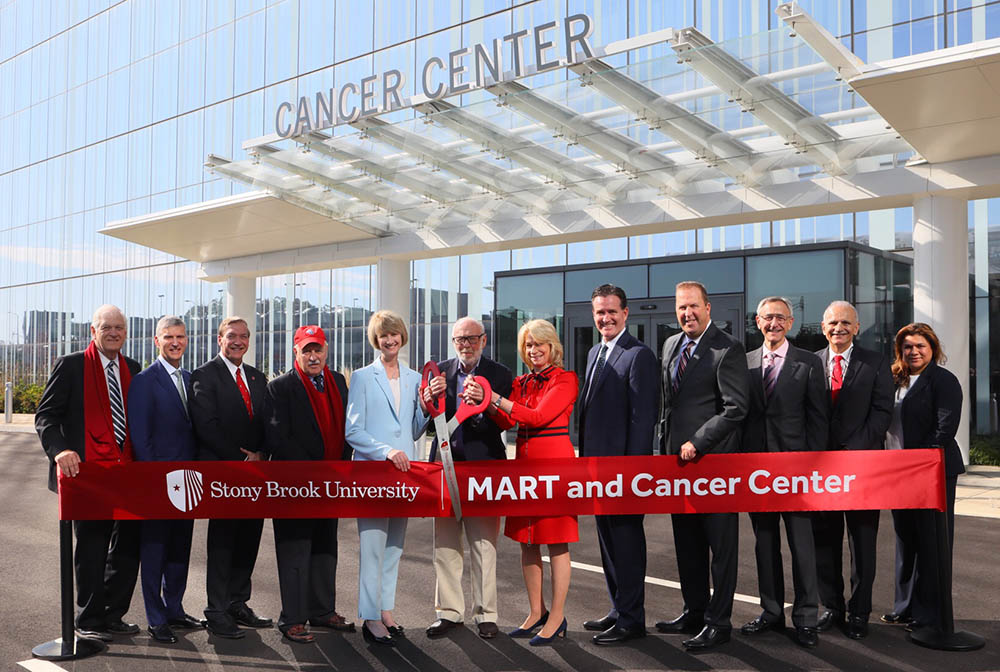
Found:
[508,611,549,638]
[362,622,395,646]
[529,618,567,646]
[385,624,404,637]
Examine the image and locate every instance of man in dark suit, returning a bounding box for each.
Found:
[190,316,272,639]
[741,296,828,648]
[576,285,658,645]
[35,304,142,641]
[127,316,205,644]
[658,281,749,651]
[812,301,892,640]
[266,325,354,644]
[424,317,513,640]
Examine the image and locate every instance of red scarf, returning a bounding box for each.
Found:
[294,361,346,460]
[83,341,133,462]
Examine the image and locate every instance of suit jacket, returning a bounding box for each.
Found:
[744,343,828,453]
[35,350,142,492]
[345,357,428,461]
[428,356,513,462]
[579,330,659,457]
[899,361,965,478]
[127,359,197,462]
[661,323,750,455]
[816,345,893,451]
[189,355,270,461]
[267,368,350,461]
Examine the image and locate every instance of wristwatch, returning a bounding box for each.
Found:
[491,395,503,409]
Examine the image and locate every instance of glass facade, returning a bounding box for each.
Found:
[1,0,999,431]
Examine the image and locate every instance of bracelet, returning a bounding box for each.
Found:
[491,396,503,409]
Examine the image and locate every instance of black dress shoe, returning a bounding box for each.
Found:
[817,609,844,632]
[592,624,646,645]
[147,624,178,644]
[207,622,246,639]
[477,622,499,639]
[386,624,405,637]
[228,605,272,628]
[168,614,206,629]
[282,624,315,644]
[76,628,113,642]
[656,612,704,634]
[426,618,461,637]
[904,620,925,633]
[583,615,617,632]
[106,620,140,635]
[794,626,819,648]
[846,614,869,640]
[683,625,731,650]
[362,622,395,646]
[880,611,912,625]
[740,615,785,635]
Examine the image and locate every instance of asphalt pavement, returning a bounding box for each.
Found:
[2,431,997,671]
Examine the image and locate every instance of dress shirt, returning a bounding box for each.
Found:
[761,338,790,376]
[157,355,187,404]
[456,356,482,396]
[586,328,626,398]
[98,349,122,390]
[389,376,401,412]
[218,354,251,400]
[827,344,853,386]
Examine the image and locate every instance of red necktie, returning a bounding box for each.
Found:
[831,354,844,404]
[236,368,253,419]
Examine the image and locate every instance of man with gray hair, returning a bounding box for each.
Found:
[35,305,142,641]
[741,296,827,648]
[127,316,205,643]
[812,300,892,639]
[423,317,512,639]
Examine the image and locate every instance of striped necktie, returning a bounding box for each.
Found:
[672,340,694,395]
[106,360,126,448]
[312,375,325,392]
[763,352,781,400]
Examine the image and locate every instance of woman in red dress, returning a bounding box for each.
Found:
[476,319,578,645]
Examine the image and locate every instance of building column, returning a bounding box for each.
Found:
[226,276,257,368]
[376,258,412,366]
[912,195,970,464]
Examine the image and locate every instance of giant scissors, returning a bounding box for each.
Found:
[420,361,492,521]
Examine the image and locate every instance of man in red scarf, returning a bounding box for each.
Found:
[35,304,142,642]
[265,325,352,644]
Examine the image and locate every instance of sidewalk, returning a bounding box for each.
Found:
[5,416,998,519]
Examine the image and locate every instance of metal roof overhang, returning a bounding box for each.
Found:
[100,2,1000,282]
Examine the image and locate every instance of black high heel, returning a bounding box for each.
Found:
[362,621,395,646]
[529,618,567,646]
[386,624,405,637]
[508,611,550,638]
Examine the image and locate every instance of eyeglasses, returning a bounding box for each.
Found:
[452,334,485,346]
[759,314,791,324]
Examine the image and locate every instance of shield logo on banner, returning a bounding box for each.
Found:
[166,469,204,512]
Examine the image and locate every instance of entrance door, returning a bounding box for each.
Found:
[565,294,744,445]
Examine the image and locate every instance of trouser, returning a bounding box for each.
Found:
[358,517,408,621]
[140,519,194,626]
[595,513,647,629]
[750,511,820,627]
[671,512,738,629]
[812,509,879,617]
[433,516,500,624]
[274,518,339,629]
[204,518,264,628]
[73,519,140,630]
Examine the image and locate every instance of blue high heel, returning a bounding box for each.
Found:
[529,618,567,646]
[508,611,549,638]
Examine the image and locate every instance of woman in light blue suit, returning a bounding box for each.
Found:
[346,309,428,646]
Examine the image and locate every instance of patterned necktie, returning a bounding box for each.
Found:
[173,369,188,417]
[312,374,325,392]
[235,367,253,419]
[831,354,844,404]
[588,345,608,401]
[106,360,126,448]
[672,340,694,395]
[763,352,781,400]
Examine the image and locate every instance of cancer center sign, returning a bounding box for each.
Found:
[273,14,596,139]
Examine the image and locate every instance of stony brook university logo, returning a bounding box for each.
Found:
[166,469,204,512]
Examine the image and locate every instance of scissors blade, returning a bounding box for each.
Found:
[433,414,463,520]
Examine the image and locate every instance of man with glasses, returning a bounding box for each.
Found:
[424,317,513,640]
[741,296,828,648]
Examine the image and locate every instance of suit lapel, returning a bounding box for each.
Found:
[372,359,400,421]
[748,347,764,405]
[153,360,188,418]
[841,349,862,390]
[771,347,798,401]
[817,347,831,389]
[675,334,708,395]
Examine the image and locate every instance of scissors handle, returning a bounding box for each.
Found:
[453,376,492,426]
[420,361,445,418]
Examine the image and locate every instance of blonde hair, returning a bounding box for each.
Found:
[367,310,409,349]
[218,316,249,337]
[517,319,563,369]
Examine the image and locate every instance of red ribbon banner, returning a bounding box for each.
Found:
[57,449,945,521]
